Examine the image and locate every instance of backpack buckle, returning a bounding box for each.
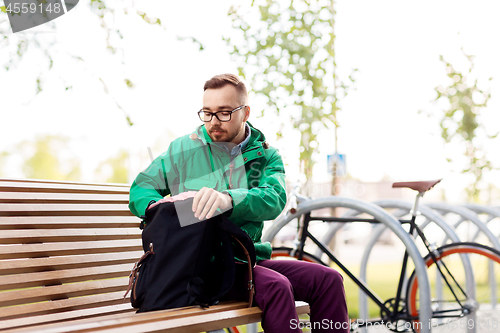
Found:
[248,280,254,291]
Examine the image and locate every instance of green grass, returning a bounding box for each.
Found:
[337,262,410,320]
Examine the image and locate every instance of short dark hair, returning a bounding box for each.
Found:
[203,74,248,102]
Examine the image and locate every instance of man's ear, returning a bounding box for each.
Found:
[244,105,251,122]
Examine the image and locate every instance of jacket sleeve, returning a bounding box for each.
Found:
[128,151,173,218]
[225,150,287,222]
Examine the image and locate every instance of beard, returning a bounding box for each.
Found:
[209,126,240,143]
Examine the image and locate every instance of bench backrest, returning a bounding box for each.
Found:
[0,178,141,330]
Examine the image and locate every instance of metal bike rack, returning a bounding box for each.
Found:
[462,204,500,241]
[424,203,500,332]
[425,203,500,250]
[354,200,469,333]
[461,204,500,309]
[262,196,433,333]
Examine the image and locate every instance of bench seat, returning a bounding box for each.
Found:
[6,301,310,332]
[0,178,309,332]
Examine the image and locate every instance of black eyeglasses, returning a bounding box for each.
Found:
[197,105,247,122]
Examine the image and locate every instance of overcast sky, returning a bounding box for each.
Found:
[1,0,499,202]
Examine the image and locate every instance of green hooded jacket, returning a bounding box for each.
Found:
[128,122,287,262]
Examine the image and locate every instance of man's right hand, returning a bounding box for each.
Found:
[192,187,233,221]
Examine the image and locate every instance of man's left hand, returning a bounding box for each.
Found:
[192,187,232,221]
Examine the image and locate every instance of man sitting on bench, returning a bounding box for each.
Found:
[129,73,349,333]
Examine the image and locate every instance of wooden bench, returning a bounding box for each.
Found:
[0,178,309,332]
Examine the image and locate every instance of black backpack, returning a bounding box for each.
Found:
[124,198,256,312]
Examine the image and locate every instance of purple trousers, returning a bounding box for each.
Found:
[222,260,349,333]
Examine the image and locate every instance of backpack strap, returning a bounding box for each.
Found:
[231,235,255,307]
[216,216,256,307]
[123,243,154,299]
[217,217,256,267]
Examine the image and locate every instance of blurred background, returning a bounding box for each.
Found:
[1,0,499,204]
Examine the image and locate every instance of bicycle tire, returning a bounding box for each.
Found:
[271,246,328,266]
[406,242,500,333]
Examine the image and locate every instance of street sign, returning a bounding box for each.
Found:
[327,153,346,176]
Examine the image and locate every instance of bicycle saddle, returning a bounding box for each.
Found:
[392,179,442,193]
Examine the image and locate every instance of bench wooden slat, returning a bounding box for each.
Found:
[0,228,141,244]
[4,301,309,333]
[0,204,133,216]
[0,277,129,307]
[0,216,140,229]
[4,301,248,332]
[0,251,143,276]
[0,178,130,188]
[0,263,133,291]
[95,302,310,333]
[99,303,309,333]
[0,181,130,194]
[0,291,129,320]
[0,304,135,331]
[0,239,142,260]
[95,307,264,333]
[0,192,130,204]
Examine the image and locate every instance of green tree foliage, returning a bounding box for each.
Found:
[0,1,203,126]
[433,50,497,201]
[18,135,81,180]
[225,0,355,185]
[94,149,129,184]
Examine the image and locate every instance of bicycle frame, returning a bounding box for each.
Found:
[295,212,414,327]
[291,191,472,328]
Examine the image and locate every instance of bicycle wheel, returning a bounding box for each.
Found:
[271,247,328,266]
[406,242,500,333]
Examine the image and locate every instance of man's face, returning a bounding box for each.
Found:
[202,85,249,144]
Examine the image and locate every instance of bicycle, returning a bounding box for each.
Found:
[268,180,500,333]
